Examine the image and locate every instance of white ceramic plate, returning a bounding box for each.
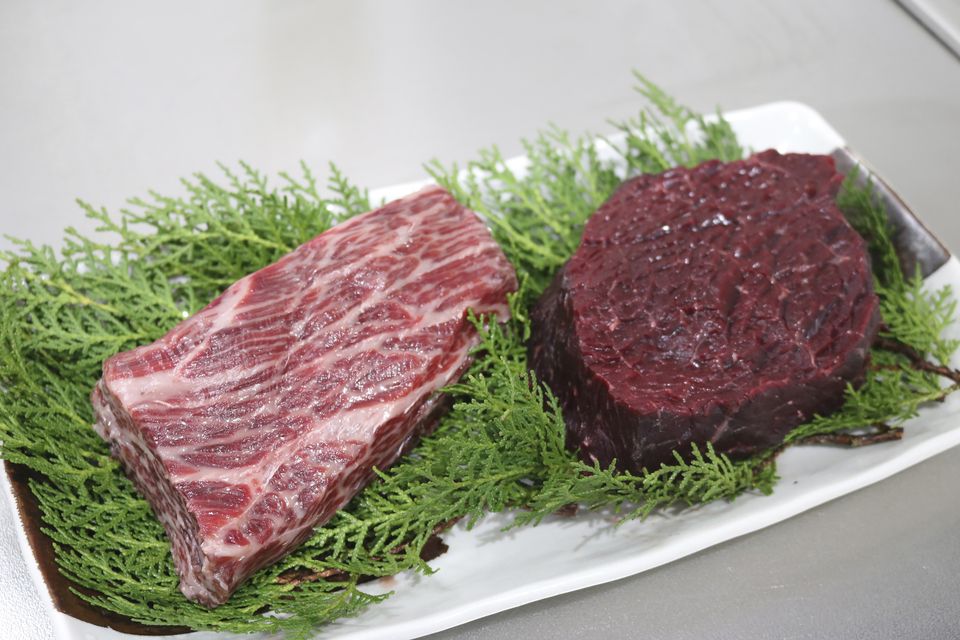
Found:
[4,101,960,640]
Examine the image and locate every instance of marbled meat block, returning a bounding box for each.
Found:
[92,185,518,606]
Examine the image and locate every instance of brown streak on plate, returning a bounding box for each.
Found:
[832,146,950,277]
[4,462,192,636]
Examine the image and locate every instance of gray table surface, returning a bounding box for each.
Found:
[2,1,959,638]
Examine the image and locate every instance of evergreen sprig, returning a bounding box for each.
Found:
[0,77,956,637]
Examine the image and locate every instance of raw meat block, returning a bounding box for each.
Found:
[528,151,880,473]
[92,185,517,606]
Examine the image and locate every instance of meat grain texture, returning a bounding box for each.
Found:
[92,186,517,606]
[529,151,880,473]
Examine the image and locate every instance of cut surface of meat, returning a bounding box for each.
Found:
[92,185,517,607]
[528,151,880,474]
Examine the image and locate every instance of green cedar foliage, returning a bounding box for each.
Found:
[0,77,956,636]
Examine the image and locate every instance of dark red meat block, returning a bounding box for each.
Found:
[529,150,880,473]
[92,186,517,606]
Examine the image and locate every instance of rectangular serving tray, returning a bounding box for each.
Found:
[3,101,958,640]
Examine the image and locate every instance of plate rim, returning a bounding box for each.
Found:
[3,98,957,640]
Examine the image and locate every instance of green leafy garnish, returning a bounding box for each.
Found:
[0,77,957,637]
